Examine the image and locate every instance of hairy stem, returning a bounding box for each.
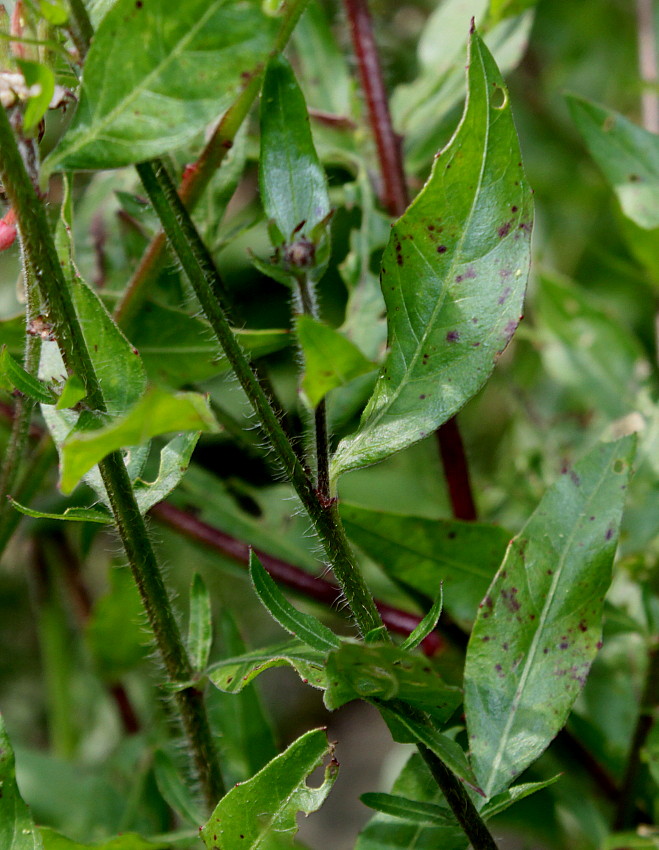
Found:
[150,500,443,656]
[0,104,224,810]
[67,0,94,61]
[419,746,499,850]
[136,159,385,638]
[114,0,312,328]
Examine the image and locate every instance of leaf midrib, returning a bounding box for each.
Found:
[49,0,224,167]
[482,457,614,796]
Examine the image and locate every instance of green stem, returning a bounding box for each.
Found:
[0,104,224,810]
[136,158,384,637]
[114,0,312,328]
[67,0,94,60]
[419,746,499,850]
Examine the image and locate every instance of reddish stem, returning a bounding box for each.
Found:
[343,0,408,217]
[150,500,443,656]
[342,0,478,520]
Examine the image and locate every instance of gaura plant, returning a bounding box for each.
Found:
[0,1,657,849]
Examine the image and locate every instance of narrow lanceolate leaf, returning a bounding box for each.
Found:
[259,54,331,244]
[340,503,509,626]
[567,94,659,229]
[297,315,374,408]
[59,387,218,493]
[360,792,456,827]
[1,345,58,404]
[207,639,328,693]
[401,584,443,651]
[44,0,278,172]
[324,642,462,724]
[9,499,112,524]
[188,573,213,672]
[250,551,340,652]
[331,30,532,479]
[478,775,562,820]
[200,729,338,849]
[0,713,43,850]
[464,436,636,798]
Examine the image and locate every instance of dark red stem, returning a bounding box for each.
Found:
[343,0,409,217]
[436,418,477,521]
[342,0,478,521]
[150,500,443,656]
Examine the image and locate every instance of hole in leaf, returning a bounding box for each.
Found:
[491,84,508,110]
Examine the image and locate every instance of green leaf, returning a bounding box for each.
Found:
[38,828,170,849]
[464,436,636,798]
[536,273,649,419]
[478,774,562,819]
[188,573,213,672]
[207,639,328,693]
[44,0,279,172]
[132,431,199,515]
[55,374,86,410]
[131,301,290,388]
[400,584,443,651]
[340,503,509,625]
[567,94,659,229]
[17,60,55,133]
[153,748,205,828]
[249,551,340,652]
[355,752,466,850]
[59,387,218,494]
[38,0,69,25]
[259,53,331,244]
[1,345,58,404]
[380,706,482,795]
[296,315,375,408]
[360,792,456,827]
[603,834,659,850]
[9,498,112,524]
[331,31,532,479]
[0,713,44,850]
[200,728,338,849]
[324,642,462,724]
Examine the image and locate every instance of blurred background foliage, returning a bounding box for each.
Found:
[1,0,658,848]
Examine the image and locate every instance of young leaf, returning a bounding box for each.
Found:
[249,551,340,652]
[55,374,86,410]
[356,753,467,850]
[296,315,374,408]
[200,728,338,849]
[324,642,461,721]
[207,639,328,693]
[464,436,636,798]
[59,387,218,494]
[0,712,44,850]
[360,792,456,827]
[187,573,213,672]
[16,61,55,133]
[340,504,509,625]
[259,54,331,245]
[331,30,532,479]
[478,774,562,819]
[9,499,112,524]
[400,584,443,651]
[1,345,58,404]
[44,0,279,172]
[567,94,659,229]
